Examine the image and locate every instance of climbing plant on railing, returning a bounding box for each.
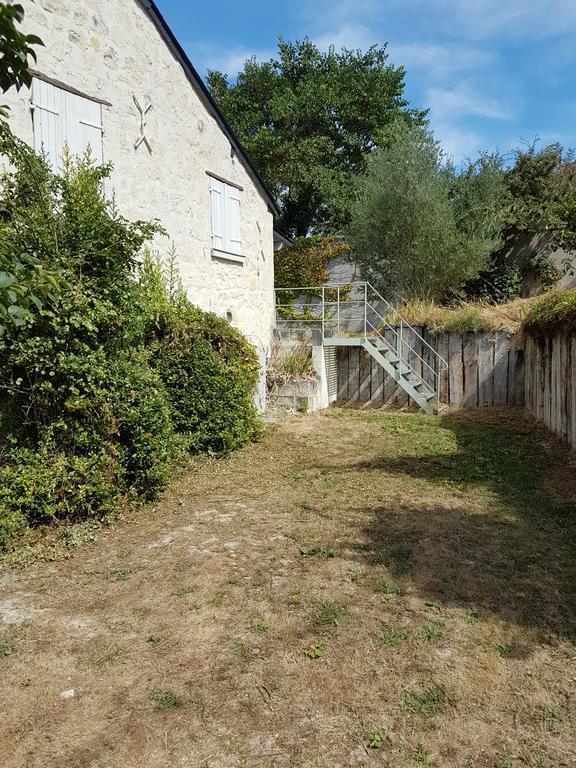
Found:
[275,236,353,318]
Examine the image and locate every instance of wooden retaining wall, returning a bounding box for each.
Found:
[525,334,576,447]
[336,329,525,409]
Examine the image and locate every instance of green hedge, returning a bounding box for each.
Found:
[148,305,260,455]
[0,130,261,555]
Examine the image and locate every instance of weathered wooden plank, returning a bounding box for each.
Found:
[421,329,437,393]
[359,350,372,403]
[448,335,464,408]
[549,338,554,429]
[569,335,573,444]
[435,334,450,405]
[511,336,525,406]
[348,346,361,402]
[492,333,509,406]
[462,332,478,408]
[571,336,576,447]
[522,337,532,411]
[561,335,570,441]
[537,340,546,421]
[556,335,568,440]
[337,347,349,402]
[380,326,399,407]
[411,325,424,380]
[553,336,559,433]
[403,323,421,408]
[478,333,494,406]
[543,339,551,429]
[371,352,384,403]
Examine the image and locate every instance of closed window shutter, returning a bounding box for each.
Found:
[225,185,241,255]
[210,177,225,250]
[32,78,64,171]
[32,78,103,173]
[67,90,103,165]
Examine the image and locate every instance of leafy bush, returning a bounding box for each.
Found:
[103,353,174,495]
[141,252,261,456]
[0,130,261,554]
[274,236,350,290]
[0,444,121,527]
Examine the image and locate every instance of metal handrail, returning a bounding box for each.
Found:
[275,282,449,403]
[364,300,441,380]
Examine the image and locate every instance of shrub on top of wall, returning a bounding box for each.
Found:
[0,129,261,555]
[522,289,576,338]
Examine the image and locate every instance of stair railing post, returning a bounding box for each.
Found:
[364,282,367,340]
[399,319,403,360]
[337,286,340,336]
[321,285,325,341]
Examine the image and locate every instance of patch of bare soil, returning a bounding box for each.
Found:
[1,408,576,767]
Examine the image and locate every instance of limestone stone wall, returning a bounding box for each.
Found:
[4,0,275,355]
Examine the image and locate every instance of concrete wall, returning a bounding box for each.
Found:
[5,0,275,356]
[508,232,576,295]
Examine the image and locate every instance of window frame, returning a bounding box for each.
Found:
[208,172,244,262]
[30,75,104,174]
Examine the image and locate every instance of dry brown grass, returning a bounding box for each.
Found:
[1,408,576,767]
[390,297,541,334]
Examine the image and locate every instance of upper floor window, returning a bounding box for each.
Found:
[209,175,242,258]
[31,77,103,173]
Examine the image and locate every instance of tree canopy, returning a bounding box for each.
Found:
[0,3,43,104]
[208,38,427,237]
[347,123,507,300]
[466,144,576,299]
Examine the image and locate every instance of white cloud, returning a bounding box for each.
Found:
[186,41,274,76]
[432,125,485,162]
[313,23,376,52]
[425,0,576,40]
[298,0,576,42]
[388,42,493,79]
[427,83,513,121]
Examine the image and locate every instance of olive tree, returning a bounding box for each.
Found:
[348,124,506,300]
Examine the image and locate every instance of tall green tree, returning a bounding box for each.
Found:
[208,39,426,236]
[347,123,506,300]
[466,144,576,299]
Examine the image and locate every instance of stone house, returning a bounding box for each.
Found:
[4,0,278,407]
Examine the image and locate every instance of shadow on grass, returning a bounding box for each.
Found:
[328,409,576,646]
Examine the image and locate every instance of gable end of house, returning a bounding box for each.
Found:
[138,0,278,217]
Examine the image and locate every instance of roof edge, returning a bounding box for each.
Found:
[139,0,279,216]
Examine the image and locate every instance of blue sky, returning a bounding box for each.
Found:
[156,0,575,163]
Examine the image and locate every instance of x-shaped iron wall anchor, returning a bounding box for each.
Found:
[133,95,152,153]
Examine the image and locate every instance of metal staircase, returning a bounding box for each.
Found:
[275,282,448,415]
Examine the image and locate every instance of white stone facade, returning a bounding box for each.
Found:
[4,0,276,361]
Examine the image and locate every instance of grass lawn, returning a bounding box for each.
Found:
[1,408,575,767]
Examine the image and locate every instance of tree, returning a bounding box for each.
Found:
[0,2,47,336]
[0,3,43,115]
[347,123,506,300]
[466,144,576,300]
[208,39,426,237]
